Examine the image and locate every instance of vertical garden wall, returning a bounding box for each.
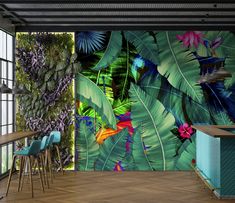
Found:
[16,33,80,169]
[75,31,235,171]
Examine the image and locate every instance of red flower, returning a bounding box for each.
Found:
[178,123,193,139]
[176,31,203,48]
[192,159,196,165]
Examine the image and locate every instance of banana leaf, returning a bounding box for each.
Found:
[140,74,212,125]
[129,83,177,170]
[95,128,129,171]
[76,73,117,129]
[92,31,122,71]
[76,120,99,171]
[175,135,196,170]
[157,31,203,103]
[124,31,159,65]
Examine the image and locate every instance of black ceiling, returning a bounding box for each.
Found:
[0,0,235,31]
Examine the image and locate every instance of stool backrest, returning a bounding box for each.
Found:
[28,140,41,156]
[40,136,48,151]
[51,131,61,144]
[46,133,54,148]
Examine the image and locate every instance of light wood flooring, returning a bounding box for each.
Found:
[0,171,234,203]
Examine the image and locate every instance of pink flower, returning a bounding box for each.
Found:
[176,31,203,48]
[178,123,193,139]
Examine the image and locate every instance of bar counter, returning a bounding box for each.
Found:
[192,125,235,199]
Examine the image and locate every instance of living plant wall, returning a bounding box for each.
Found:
[75,31,235,171]
[16,33,81,169]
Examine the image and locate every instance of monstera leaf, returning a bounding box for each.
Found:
[95,128,129,171]
[77,120,99,171]
[157,31,203,103]
[175,135,196,170]
[124,31,159,65]
[92,31,122,71]
[197,31,235,87]
[76,73,117,129]
[140,74,212,124]
[129,83,177,170]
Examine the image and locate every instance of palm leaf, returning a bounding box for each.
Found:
[109,50,136,100]
[113,99,130,116]
[92,31,122,71]
[76,73,117,129]
[124,31,159,65]
[175,135,196,170]
[140,74,212,124]
[157,31,203,103]
[77,120,99,171]
[129,83,177,170]
[95,128,129,171]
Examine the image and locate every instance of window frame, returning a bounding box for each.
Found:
[0,27,15,178]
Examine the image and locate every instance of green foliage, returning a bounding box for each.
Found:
[76,73,117,129]
[124,31,159,65]
[77,120,99,171]
[157,31,203,103]
[140,74,212,124]
[16,33,75,169]
[93,31,122,71]
[95,128,129,171]
[175,135,196,170]
[197,31,235,87]
[113,99,130,116]
[129,83,177,170]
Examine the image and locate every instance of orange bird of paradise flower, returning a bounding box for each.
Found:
[96,120,134,144]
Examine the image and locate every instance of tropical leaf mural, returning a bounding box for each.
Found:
[140,74,212,125]
[175,135,196,170]
[76,73,117,129]
[129,83,177,170]
[76,31,106,54]
[95,128,129,171]
[157,31,203,103]
[93,31,122,71]
[75,31,235,171]
[124,31,159,65]
[76,120,99,171]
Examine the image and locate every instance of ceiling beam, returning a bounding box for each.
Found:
[16,24,235,32]
[0,0,232,3]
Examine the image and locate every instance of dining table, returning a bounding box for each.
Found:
[0,131,40,200]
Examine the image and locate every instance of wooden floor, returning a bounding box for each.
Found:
[0,171,234,203]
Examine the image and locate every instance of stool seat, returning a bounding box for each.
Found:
[14,148,30,156]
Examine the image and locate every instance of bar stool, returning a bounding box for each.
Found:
[44,133,54,184]
[39,136,49,188]
[51,131,63,174]
[6,140,44,198]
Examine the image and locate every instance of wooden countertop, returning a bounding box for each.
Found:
[0,131,40,146]
[192,125,235,138]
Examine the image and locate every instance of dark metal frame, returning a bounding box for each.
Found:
[1,1,235,31]
[0,28,15,179]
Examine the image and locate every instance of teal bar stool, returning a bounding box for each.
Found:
[6,140,44,198]
[51,131,64,174]
[19,136,49,190]
[40,136,49,188]
[45,133,54,184]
